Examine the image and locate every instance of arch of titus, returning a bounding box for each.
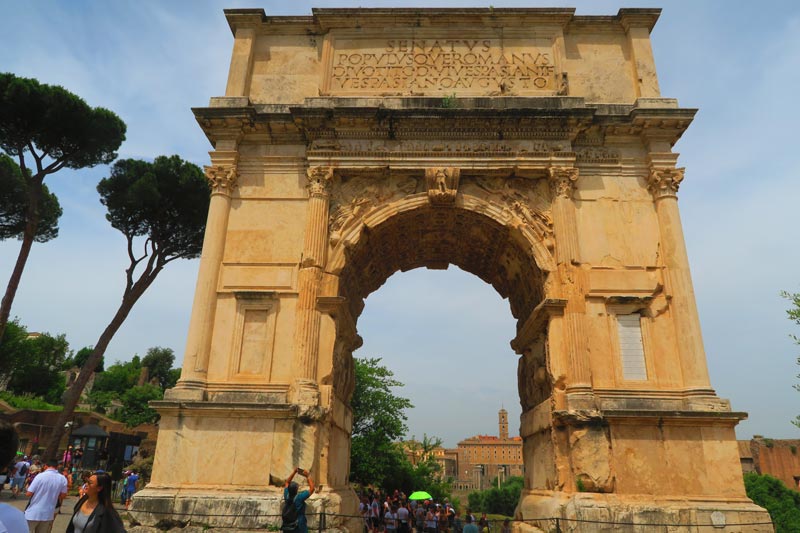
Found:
[132,7,771,532]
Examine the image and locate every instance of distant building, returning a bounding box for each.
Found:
[739,437,800,490]
[451,409,523,490]
[401,409,525,491]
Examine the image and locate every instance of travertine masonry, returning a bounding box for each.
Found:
[131,7,773,532]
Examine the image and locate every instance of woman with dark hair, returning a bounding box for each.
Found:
[67,472,126,533]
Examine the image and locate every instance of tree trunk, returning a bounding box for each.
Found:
[43,272,159,460]
[0,181,42,340]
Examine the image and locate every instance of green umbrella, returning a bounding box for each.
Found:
[409,491,432,501]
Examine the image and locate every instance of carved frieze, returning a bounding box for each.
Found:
[328,174,421,245]
[204,165,239,196]
[309,139,569,157]
[518,339,550,410]
[575,146,620,164]
[463,176,553,242]
[425,167,460,205]
[647,167,685,199]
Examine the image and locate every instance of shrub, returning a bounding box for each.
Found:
[0,391,61,411]
[744,472,800,532]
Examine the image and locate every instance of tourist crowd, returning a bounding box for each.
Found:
[357,491,511,533]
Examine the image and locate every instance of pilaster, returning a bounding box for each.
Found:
[547,167,592,396]
[293,167,334,393]
[647,153,713,394]
[170,149,239,399]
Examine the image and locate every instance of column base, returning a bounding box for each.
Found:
[129,486,360,532]
[516,490,772,532]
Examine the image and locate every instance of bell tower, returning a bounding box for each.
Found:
[499,408,509,440]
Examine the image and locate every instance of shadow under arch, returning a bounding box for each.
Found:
[327,192,557,329]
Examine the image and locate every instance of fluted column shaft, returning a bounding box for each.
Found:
[648,163,713,392]
[294,167,334,382]
[177,151,239,390]
[548,167,592,392]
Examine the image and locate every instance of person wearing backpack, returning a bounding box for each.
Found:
[10,454,29,498]
[282,467,315,533]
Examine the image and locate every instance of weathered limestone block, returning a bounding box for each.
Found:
[568,426,615,493]
[269,417,320,486]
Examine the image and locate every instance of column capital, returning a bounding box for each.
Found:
[306,166,334,197]
[204,164,239,196]
[548,166,579,199]
[647,167,685,200]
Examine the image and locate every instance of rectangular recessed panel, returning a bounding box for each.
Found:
[239,309,270,375]
[617,314,647,381]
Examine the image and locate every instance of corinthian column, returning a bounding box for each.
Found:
[294,166,334,386]
[548,167,592,393]
[647,159,713,394]
[170,151,238,398]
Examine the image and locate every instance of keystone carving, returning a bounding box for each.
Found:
[425,167,460,205]
[204,165,238,195]
[306,166,334,197]
[647,167,685,199]
[547,167,579,199]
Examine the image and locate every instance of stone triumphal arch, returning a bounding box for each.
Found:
[132,7,771,532]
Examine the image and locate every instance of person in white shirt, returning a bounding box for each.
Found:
[25,459,67,533]
[0,421,26,533]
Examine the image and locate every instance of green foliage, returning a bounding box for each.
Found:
[88,350,180,424]
[62,346,103,372]
[782,291,800,428]
[0,72,125,350]
[744,472,800,532]
[0,391,61,411]
[92,356,141,395]
[350,357,413,487]
[86,389,116,414]
[97,155,210,262]
[442,93,457,108]
[468,491,483,512]
[0,73,126,169]
[467,477,523,516]
[352,357,412,440]
[0,154,61,242]
[0,319,68,401]
[114,384,163,426]
[141,346,175,389]
[0,319,27,377]
[349,357,450,499]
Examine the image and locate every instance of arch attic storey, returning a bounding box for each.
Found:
[129,7,773,532]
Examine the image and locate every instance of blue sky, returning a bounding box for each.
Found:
[1,1,798,447]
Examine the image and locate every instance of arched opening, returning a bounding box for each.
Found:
[326,198,554,510]
[338,204,548,326]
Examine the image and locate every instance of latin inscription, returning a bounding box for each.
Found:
[330,39,556,92]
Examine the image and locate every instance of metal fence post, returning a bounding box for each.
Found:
[554,518,561,533]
